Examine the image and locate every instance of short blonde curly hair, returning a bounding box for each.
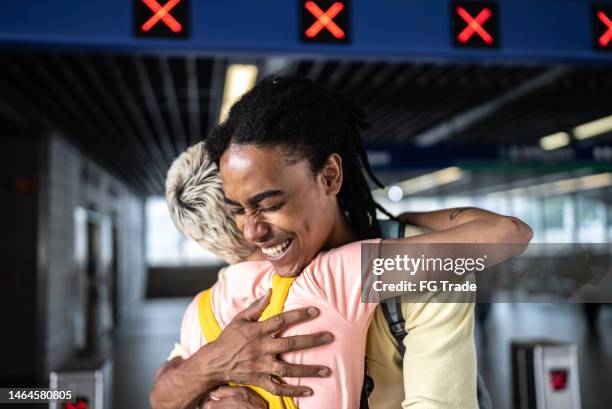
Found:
[165,142,254,264]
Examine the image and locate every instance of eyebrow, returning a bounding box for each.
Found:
[248,190,284,206]
[223,189,285,208]
[223,197,242,207]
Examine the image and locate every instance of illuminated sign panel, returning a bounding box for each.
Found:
[300,0,350,44]
[133,0,189,38]
[593,5,612,50]
[451,2,499,48]
[64,398,89,409]
[549,369,569,391]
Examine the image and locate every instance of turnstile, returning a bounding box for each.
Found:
[49,359,111,409]
[512,341,581,409]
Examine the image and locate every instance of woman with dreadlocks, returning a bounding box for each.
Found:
[150,76,532,409]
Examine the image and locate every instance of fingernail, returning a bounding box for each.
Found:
[321,333,333,343]
[307,307,317,316]
[318,368,330,377]
[302,389,313,397]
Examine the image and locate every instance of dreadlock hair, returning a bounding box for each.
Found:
[205,75,395,240]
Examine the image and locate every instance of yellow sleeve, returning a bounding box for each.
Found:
[400,298,478,409]
[366,306,405,409]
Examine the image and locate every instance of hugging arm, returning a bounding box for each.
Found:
[398,207,533,244]
[150,354,220,409]
[368,208,533,302]
[150,291,333,409]
[201,386,267,409]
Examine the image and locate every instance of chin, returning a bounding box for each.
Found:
[276,271,301,278]
[273,262,303,278]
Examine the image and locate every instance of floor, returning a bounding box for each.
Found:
[110,300,612,409]
[111,297,191,409]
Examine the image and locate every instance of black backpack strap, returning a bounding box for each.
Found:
[359,368,374,409]
[381,297,407,357]
[378,219,405,240]
[359,219,407,409]
[379,219,409,356]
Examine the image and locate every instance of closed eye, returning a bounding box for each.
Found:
[261,203,284,212]
[228,207,245,215]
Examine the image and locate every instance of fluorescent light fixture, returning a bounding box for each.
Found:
[218,64,258,123]
[387,185,404,202]
[401,167,463,195]
[488,172,612,197]
[539,132,570,151]
[376,167,463,198]
[573,114,612,140]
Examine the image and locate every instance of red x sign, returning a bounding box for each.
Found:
[305,1,345,39]
[141,0,182,32]
[452,2,499,48]
[301,0,349,43]
[457,6,493,44]
[597,11,612,47]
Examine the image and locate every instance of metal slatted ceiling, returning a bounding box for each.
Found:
[454,69,612,144]
[0,52,217,195]
[297,60,549,145]
[0,52,611,196]
[299,60,612,147]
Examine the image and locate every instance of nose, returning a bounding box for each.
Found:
[242,213,272,244]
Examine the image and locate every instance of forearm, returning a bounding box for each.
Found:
[398,208,469,231]
[371,215,533,301]
[150,344,224,409]
[399,207,532,243]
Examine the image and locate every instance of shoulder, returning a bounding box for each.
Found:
[222,261,271,277]
[182,291,206,331]
[310,239,382,273]
[179,291,208,357]
[218,261,273,292]
[319,239,382,262]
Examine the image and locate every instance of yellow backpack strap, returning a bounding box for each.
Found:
[262,274,296,319]
[197,276,298,409]
[258,274,299,409]
[198,289,222,342]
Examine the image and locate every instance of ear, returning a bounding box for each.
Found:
[320,153,343,196]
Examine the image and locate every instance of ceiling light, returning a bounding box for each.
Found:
[218,64,258,123]
[376,167,464,198]
[539,132,570,151]
[488,172,612,197]
[573,114,612,140]
[401,167,463,195]
[387,185,404,202]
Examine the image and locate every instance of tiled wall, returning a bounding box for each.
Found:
[44,134,146,375]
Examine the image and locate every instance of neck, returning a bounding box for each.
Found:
[323,206,355,250]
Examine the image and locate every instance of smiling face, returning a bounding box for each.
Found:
[219,144,344,277]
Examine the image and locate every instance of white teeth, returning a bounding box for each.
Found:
[262,239,292,258]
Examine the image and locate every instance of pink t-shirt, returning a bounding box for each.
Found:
[179,239,381,409]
